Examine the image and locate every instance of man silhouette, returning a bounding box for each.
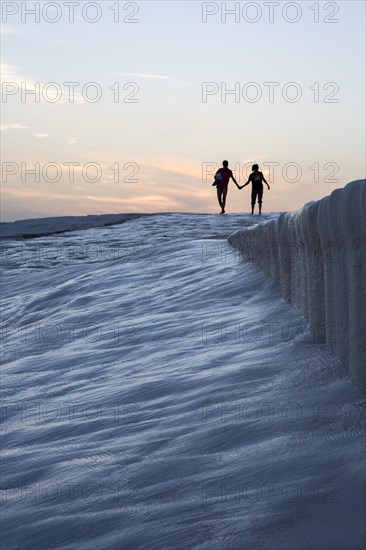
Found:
[239,164,270,214]
[213,160,239,214]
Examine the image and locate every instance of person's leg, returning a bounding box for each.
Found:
[221,188,228,213]
[217,187,223,211]
[251,189,256,214]
[258,189,263,215]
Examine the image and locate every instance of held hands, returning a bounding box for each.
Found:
[235,182,271,190]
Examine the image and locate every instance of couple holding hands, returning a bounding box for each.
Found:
[213,160,270,215]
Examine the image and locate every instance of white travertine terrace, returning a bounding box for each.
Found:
[228,180,366,392]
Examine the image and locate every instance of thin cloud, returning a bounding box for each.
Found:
[117,73,170,80]
[33,133,50,139]
[115,72,197,87]
[0,124,28,131]
[141,156,202,180]
[0,27,16,35]
[1,61,85,104]
[1,62,25,84]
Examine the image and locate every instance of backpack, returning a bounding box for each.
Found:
[212,171,222,187]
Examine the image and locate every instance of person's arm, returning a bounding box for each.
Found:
[228,170,238,187]
[231,174,239,187]
[261,173,270,190]
[239,179,250,190]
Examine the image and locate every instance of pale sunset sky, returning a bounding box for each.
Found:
[1,0,365,221]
